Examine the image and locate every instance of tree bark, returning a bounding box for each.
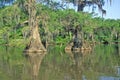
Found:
[77,1,85,12]
[72,26,82,48]
[24,0,46,52]
[77,3,84,11]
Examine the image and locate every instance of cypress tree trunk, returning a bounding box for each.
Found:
[77,3,84,11]
[72,26,82,48]
[77,1,85,12]
[24,0,46,52]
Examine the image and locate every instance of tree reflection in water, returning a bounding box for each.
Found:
[24,52,46,80]
[65,50,92,80]
[65,45,120,80]
[0,45,119,80]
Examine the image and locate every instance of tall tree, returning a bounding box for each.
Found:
[24,0,46,52]
[64,0,111,13]
[37,0,64,10]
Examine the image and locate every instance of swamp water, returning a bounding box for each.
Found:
[0,44,120,80]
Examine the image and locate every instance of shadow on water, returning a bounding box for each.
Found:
[24,52,46,80]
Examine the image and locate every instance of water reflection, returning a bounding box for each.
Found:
[65,45,120,80]
[100,76,120,80]
[99,66,120,80]
[0,45,120,80]
[116,66,120,76]
[24,52,46,80]
[65,50,91,80]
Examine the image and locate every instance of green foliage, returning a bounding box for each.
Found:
[0,3,120,46]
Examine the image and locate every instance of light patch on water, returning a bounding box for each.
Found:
[99,76,120,80]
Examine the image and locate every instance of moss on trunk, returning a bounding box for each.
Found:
[24,0,46,52]
[25,24,46,52]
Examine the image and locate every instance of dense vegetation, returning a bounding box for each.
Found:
[0,1,120,79]
[0,1,120,48]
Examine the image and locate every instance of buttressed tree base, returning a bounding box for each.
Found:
[24,0,46,53]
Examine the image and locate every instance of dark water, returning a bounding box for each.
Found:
[0,44,120,80]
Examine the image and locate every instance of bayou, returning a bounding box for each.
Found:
[0,0,120,80]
